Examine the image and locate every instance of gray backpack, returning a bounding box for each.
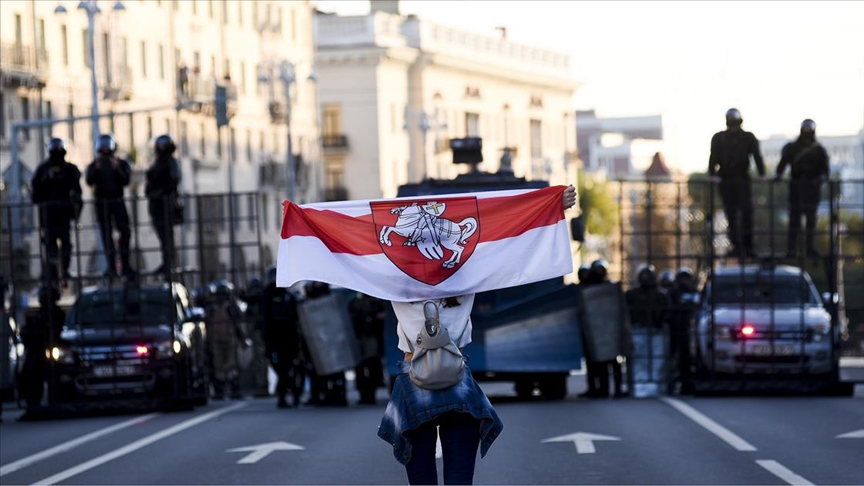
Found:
[406,301,465,390]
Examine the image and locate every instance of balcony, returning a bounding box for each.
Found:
[100,64,133,101]
[323,186,348,202]
[258,159,287,188]
[181,75,237,118]
[0,42,48,88]
[322,134,349,150]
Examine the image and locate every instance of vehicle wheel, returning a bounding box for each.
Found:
[539,376,567,400]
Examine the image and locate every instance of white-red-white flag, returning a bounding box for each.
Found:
[277,186,573,302]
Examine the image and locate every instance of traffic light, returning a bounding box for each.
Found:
[450,137,483,164]
[215,86,228,127]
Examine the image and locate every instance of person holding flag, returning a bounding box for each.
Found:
[277,184,576,485]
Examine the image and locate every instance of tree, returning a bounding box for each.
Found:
[577,168,618,238]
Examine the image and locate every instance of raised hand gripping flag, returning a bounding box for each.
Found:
[277,186,573,302]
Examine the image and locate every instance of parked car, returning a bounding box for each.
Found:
[48,282,209,408]
[694,264,839,377]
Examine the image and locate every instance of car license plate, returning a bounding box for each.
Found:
[93,365,139,377]
[750,344,796,356]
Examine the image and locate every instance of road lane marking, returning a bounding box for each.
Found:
[32,402,246,485]
[0,413,160,477]
[227,442,304,464]
[542,432,621,454]
[837,429,864,439]
[756,460,814,485]
[660,397,757,451]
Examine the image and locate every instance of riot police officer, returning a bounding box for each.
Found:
[85,134,134,278]
[708,108,766,258]
[774,119,830,258]
[669,267,699,387]
[263,274,301,408]
[625,265,672,396]
[205,280,250,399]
[584,259,626,398]
[658,269,675,295]
[144,134,182,275]
[31,138,82,282]
[19,285,65,409]
[349,292,386,405]
[575,263,600,399]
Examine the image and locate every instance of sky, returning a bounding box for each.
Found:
[313,0,864,175]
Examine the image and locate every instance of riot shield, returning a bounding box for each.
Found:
[297,293,361,376]
[579,282,630,362]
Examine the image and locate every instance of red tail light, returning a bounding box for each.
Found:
[741,325,755,337]
[136,345,149,355]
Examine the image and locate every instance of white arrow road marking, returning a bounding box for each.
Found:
[227,441,305,464]
[0,413,160,476]
[756,460,814,485]
[837,429,864,439]
[661,397,757,451]
[542,432,621,454]
[32,402,246,486]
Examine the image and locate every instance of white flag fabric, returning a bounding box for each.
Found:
[277,186,573,302]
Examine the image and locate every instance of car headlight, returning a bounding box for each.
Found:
[50,346,75,364]
[809,323,830,342]
[154,340,181,359]
[714,324,733,341]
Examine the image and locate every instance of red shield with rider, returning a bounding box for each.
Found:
[371,196,480,286]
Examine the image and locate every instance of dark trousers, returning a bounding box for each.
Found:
[405,412,481,485]
[718,180,754,253]
[355,357,383,404]
[594,359,623,397]
[271,351,303,406]
[40,218,72,279]
[94,199,132,274]
[788,180,821,254]
[149,199,175,272]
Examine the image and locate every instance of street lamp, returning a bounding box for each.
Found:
[55,1,125,155]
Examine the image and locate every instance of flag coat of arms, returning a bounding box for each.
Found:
[277,186,573,302]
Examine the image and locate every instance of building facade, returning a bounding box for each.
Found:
[575,109,665,179]
[314,4,579,201]
[0,0,321,283]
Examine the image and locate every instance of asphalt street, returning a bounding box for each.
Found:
[1,375,863,485]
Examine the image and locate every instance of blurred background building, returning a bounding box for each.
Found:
[315,0,579,200]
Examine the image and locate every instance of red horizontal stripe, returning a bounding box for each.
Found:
[280,185,566,256]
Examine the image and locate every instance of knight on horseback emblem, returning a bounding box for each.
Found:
[372,196,480,285]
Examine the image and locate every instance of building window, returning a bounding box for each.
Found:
[147,116,153,141]
[192,0,197,15]
[140,40,147,77]
[121,37,128,67]
[158,44,165,79]
[262,194,269,231]
[465,112,479,137]
[252,2,258,28]
[45,101,53,132]
[290,9,296,41]
[20,96,30,140]
[530,119,542,158]
[199,123,206,156]
[82,29,91,68]
[246,194,256,231]
[173,0,179,11]
[217,127,223,158]
[180,121,188,155]
[240,61,246,94]
[68,104,75,141]
[325,157,345,189]
[61,24,68,66]
[0,93,5,139]
[246,129,252,161]
[323,104,342,136]
[37,19,46,54]
[222,0,228,24]
[208,0,214,19]
[238,2,244,26]
[230,128,236,161]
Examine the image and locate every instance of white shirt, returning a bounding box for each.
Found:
[392,294,475,353]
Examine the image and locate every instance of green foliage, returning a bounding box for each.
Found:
[577,168,618,237]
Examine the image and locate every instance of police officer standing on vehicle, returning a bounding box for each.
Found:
[144,134,182,276]
[31,138,82,282]
[708,108,766,258]
[774,119,830,258]
[85,134,134,278]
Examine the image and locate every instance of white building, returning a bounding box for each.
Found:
[314,1,579,201]
[0,0,321,282]
[575,110,665,179]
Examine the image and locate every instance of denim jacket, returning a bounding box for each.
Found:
[378,360,504,465]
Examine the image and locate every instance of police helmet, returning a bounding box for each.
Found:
[246,276,263,296]
[725,108,742,121]
[676,266,696,291]
[265,265,278,285]
[636,264,657,287]
[208,279,235,299]
[304,281,330,299]
[154,134,176,155]
[589,259,609,282]
[800,119,816,133]
[96,134,117,155]
[659,269,675,288]
[676,266,694,281]
[577,264,591,283]
[46,138,67,156]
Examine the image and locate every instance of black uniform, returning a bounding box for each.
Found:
[85,154,133,276]
[262,281,301,407]
[144,153,181,274]
[708,128,765,256]
[349,293,386,405]
[19,287,65,408]
[774,136,829,257]
[31,155,82,280]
